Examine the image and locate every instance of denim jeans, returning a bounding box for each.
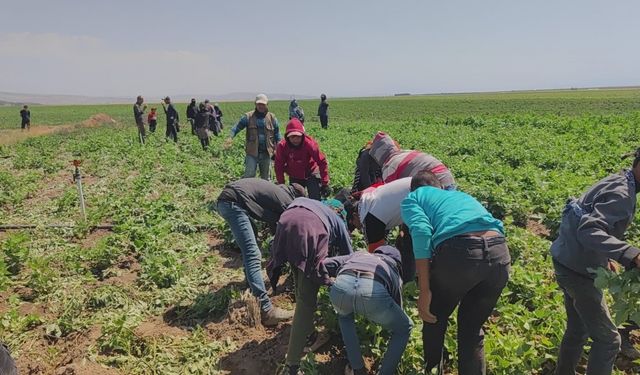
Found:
[244,152,271,180]
[330,273,413,375]
[424,236,510,375]
[216,200,272,312]
[553,259,620,375]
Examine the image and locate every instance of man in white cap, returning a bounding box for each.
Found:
[228,94,282,180]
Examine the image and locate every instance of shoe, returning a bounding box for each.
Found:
[344,364,367,375]
[620,335,640,360]
[261,307,293,326]
[303,329,331,353]
[286,364,302,375]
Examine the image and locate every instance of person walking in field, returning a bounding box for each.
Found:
[323,245,413,375]
[317,94,329,129]
[274,118,330,200]
[368,131,456,190]
[19,105,31,131]
[186,98,198,135]
[401,171,510,375]
[133,95,147,143]
[227,94,282,180]
[288,99,305,124]
[267,197,353,375]
[162,96,179,143]
[217,178,306,326]
[194,102,213,150]
[147,107,158,133]
[551,148,640,375]
[214,102,224,129]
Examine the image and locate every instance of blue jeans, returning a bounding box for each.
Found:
[243,152,271,180]
[330,273,412,375]
[216,200,272,312]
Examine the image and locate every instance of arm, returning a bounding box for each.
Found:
[336,220,353,255]
[577,192,640,267]
[273,117,281,142]
[309,140,330,185]
[274,142,287,184]
[416,259,437,323]
[401,193,434,259]
[230,115,248,138]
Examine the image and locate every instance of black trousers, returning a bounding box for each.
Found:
[423,235,510,374]
[166,123,178,142]
[149,120,157,133]
[320,115,328,129]
[200,137,209,150]
[290,176,321,200]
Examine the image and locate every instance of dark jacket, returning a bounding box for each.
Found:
[133,103,145,125]
[551,170,640,277]
[352,145,383,192]
[186,103,198,119]
[318,101,329,117]
[20,109,30,122]
[164,103,179,126]
[217,178,299,224]
[324,246,404,305]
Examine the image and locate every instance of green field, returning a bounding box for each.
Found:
[1,89,640,374]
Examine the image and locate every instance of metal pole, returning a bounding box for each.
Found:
[73,163,87,221]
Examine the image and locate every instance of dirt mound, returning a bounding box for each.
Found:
[81,113,116,127]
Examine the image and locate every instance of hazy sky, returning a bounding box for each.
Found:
[1,0,639,98]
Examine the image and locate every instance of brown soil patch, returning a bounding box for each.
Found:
[79,229,111,250]
[15,326,116,375]
[0,113,117,146]
[135,316,187,339]
[526,219,550,238]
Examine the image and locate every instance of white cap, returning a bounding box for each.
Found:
[255,94,268,105]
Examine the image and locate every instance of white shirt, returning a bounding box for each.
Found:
[358,177,412,229]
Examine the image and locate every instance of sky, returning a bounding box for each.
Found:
[1,0,639,98]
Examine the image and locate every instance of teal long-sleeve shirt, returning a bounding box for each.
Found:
[401,186,504,259]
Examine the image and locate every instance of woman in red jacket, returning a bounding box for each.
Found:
[274,118,330,200]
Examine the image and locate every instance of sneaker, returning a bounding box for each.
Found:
[261,307,293,326]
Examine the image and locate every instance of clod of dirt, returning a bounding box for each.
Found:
[228,290,262,329]
[81,113,117,127]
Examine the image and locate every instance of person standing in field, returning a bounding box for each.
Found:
[323,245,412,375]
[551,148,640,375]
[19,105,31,131]
[317,94,329,129]
[401,172,510,375]
[216,178,306,326]
[133,95,147,143]
[186,98,198,135]
[368,131,456,189]
[274,118,330,200]
[162,96,179,143]
[227,94,282,180]
[147,107,158,133]
[267,197,353,375]
[288,99,305,124]
[214,102,224,129]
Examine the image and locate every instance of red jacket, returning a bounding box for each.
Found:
[274,119,329,185]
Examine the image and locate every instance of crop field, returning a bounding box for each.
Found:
[1,89,640,374]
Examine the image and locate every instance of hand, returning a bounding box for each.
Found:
[320,184,331,197]
[608,260,621,273]
[417,290,437,323]
[634,255,640,268]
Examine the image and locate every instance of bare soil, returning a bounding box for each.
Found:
[0,113,117,146]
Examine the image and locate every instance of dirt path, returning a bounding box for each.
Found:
[0,114,117,145]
